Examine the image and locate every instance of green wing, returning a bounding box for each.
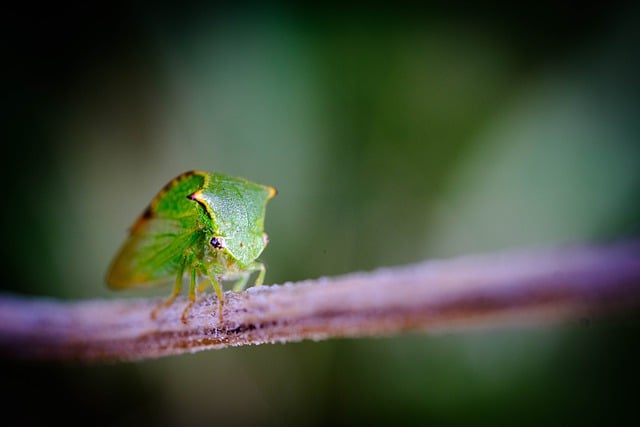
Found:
[106,171,207,289]
[106,216,199,289]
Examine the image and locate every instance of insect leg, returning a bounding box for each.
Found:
[253,262,266,286]
[151,256,186,320]
[197,280,209,293]
[232,262,266,292]
[204,269,225,322]
[188,267,197,301]
[231,274,250,292]
[180,267,198,323]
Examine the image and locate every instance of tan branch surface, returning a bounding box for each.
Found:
[1,240,639,363]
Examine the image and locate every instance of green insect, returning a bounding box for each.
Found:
[106,171,277,322]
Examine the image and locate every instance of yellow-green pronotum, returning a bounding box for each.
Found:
[106,171,277,322]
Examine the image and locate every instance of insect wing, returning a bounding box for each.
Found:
[106,217,189,289]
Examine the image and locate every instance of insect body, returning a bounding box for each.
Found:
[106,171,277,322]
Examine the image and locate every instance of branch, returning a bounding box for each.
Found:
[1,239,639,363]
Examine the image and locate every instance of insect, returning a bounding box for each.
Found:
[106,170,277,322]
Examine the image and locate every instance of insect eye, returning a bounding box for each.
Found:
[210,237,225,249]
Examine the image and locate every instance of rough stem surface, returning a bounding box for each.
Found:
[1,239,639,363]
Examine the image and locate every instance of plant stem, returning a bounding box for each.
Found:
[1,239,639,363]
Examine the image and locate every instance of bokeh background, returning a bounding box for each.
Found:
[3,3,640,426]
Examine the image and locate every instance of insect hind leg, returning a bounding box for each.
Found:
[151,258,186,320]
[253,262,266,286]
[231,274,250,292]
[231,262,266,292]
[180,266,198,323]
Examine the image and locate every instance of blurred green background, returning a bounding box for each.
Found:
[2,3,640,426]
